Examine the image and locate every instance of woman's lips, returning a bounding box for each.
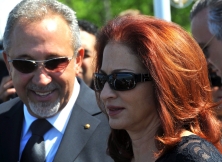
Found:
[106,106,125,117]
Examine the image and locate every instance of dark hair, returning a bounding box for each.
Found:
[190,0,222,41]
[95,15,222,161]
[78,20,98,36]
[190,0,210,20]
[208,0,222,40]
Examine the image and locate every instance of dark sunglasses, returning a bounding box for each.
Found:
[8,56,74,74]
[94,72,152,91]
[207,66,222,87]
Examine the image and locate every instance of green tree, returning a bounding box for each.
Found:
[59,0,194,32]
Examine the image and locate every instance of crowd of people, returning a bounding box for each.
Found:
[0,0,222,161]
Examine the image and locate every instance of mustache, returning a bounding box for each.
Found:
[27,83,57,91]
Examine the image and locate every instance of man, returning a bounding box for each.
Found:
[190,0,222,77]
[207,0,222,78]
[0,20,97,102]
[77,20,98,89]
[190,0,222,119]
[0,0,112,162]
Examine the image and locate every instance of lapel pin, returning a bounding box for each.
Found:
[84,124,90,129]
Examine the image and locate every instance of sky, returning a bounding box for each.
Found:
[0,0,22,40]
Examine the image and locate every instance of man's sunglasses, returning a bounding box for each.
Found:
[8,56,74,74]
[207,66,222,87]
[209,71,222,87]
[94,72,152,91]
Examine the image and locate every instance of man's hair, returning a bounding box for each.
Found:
[190,0,222,41]
[208,0,222,40]
[78,20,98,36]
[190,0,209,20]
[3,0,81,55]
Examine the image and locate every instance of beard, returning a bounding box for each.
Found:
[27,83,61,118]
[28,97,60,118]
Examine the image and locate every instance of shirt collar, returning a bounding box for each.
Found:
[22,78,80,137]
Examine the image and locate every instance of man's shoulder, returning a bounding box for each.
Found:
[0,97,21,114]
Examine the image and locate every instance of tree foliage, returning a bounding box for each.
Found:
[58,0,194,32]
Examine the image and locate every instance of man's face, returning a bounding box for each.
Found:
[191,8,222,117]
[191,8,222,77]
[77,30,96,88]
[4,16,83,118]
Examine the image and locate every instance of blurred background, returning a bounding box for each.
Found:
[58,0,196,32]
[0,0,197,41]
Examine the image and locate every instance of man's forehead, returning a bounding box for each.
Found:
[191,9,213,44]
[191,10,208,32]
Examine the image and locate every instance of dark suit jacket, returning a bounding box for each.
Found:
[0,78,113,162]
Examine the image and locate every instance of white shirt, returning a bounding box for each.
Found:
[19,78,80,162]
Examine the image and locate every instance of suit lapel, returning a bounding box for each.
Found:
[53,104,101,162]
[53,79,102,162]
[0,99,24,161]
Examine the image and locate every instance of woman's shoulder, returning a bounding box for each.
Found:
[156,135,222,162]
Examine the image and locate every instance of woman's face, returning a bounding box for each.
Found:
[99,42,159,132]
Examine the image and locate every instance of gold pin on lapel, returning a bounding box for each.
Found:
[84,124,90,129]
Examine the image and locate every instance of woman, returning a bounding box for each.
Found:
[94,15,222,162]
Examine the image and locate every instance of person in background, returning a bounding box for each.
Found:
[0,40,8,82]
[0,0,112,162]
[0,74,16,103]
[190,0,222,120]
[94,15,222,162]
[0,0,22,103]
[208,64,222,119]
[77,20,98,89]
[118,9,141,16]
[0,41,16,103]
[190,0,222,78]
[207,0,222,78]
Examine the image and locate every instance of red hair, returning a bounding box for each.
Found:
[95,15,222,161]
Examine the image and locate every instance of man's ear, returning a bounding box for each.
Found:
[2,51,11,74]
[75,47,84,73]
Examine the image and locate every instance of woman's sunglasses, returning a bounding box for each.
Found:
[94,72,152,91]
[8,56,74,74]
